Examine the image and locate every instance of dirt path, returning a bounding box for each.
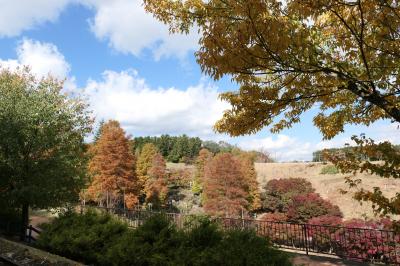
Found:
[290,252,375,266]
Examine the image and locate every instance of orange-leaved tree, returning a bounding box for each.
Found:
[236,152,262,212]
[203,153,249,217]
[136,143,159,198]
[192,148,213,195]
[146,152,169,208]
[87,120,139,209]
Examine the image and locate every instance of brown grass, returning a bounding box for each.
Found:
[255,162,400,220]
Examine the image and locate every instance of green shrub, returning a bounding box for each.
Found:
[208,229,292,266]
[174,217,291,266]
[36,210,128,265]
[38,211,292,266]
[106,214,183,266]
[320,165,339,175]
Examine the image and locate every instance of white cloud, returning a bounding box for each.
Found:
[84,0,200,60]
[372,123,400,144]
[238,135,314,162]
[0,0,71,37]
[83,69,230,136]
[0,39,71,80]
[0,0,199,60]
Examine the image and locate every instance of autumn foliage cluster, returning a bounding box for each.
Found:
[86,121,169,209]
[194,150,261,218]
[260,178,342,223]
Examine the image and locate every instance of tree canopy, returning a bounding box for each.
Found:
[0,68,92,236]
[144,0,400,224]
[87,120,139,209]
[144,0,400,139]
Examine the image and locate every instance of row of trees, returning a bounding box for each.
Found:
[87,122,263,218]
[86,121,169,209]
[131,134,273,163]
[132,135,202,163]
[312,145,400,162]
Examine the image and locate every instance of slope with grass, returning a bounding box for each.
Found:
[255,162,400,220]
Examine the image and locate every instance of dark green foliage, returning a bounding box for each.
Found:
[207,229,292,266]
[175,217,223,265]
[38,211,292,266]
[106,214,182,266]
[0,207,22,235]
[132,135,202,163]
[36,210,128,265]
[176,218,291,266]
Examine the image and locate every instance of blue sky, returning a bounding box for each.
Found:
[0,1,398,161]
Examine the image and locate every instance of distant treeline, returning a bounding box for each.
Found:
[312,145,400,162]
[132,135,202,163]
[131,135,273,163]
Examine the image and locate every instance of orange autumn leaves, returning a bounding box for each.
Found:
[85,120,261,216]
[86,121,168,209]
[86,120,139,208]
[199,150,261,217]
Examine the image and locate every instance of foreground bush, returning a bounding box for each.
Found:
[36,210,128,265]
[37,211,292,266]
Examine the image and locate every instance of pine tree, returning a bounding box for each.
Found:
[87,120,139,209]
[203,153,248,217]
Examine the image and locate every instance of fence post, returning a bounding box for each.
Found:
[302,224,309,255]
[28,225,32,243]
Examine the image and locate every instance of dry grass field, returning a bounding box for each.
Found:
[255,162,400,220]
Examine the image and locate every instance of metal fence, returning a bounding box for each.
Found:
[83,206,400,264]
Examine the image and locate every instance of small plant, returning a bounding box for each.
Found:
[320,165,339,175]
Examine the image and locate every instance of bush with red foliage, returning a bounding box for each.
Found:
[261,178,315,212]
[258,212,288,222]
[287,193,342,223]
[333,218,400,263]
[308,215,343,227]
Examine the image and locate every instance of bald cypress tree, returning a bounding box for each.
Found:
[87,120,139,209]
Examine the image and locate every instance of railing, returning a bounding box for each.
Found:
[83,206,400,264]
[0,221,41,244]
[25,225,41,243]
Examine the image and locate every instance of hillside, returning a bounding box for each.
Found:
[166,162,399,220]
[255,162,400,220]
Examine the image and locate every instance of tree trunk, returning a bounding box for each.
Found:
[20,203,29,241]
